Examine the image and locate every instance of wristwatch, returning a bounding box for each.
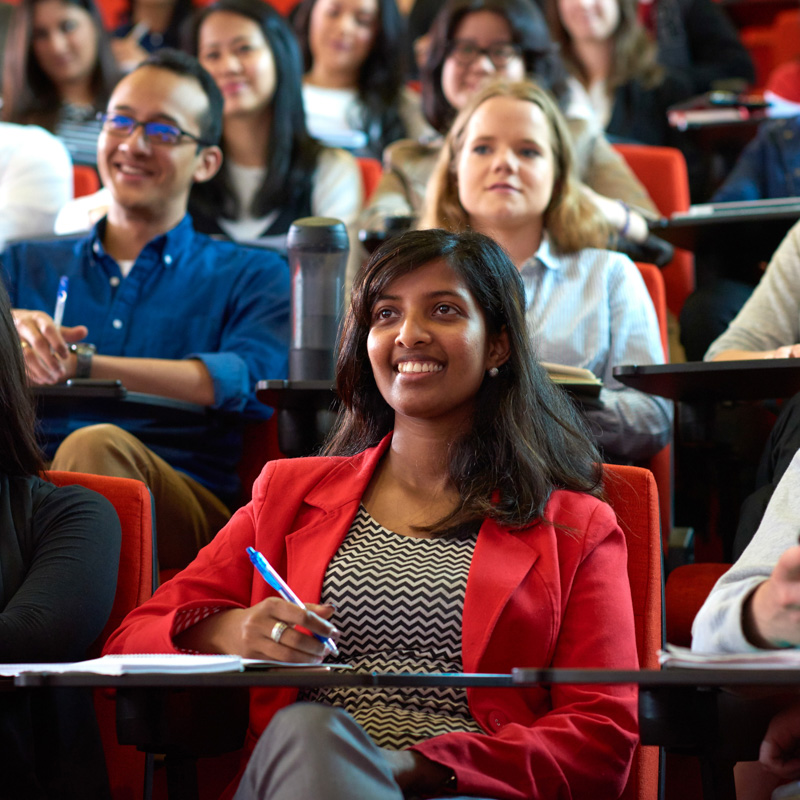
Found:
[69,343,96,379]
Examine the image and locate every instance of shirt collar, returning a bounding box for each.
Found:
[521,233,562,273]
[88,213,195,269]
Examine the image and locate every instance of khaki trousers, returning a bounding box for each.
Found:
[50,424,230,571]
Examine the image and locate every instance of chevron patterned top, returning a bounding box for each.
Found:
[298,505,485,748]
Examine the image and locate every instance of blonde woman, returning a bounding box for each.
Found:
[421,79,671,462]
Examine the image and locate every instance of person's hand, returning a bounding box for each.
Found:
[379,748,453,794]
[174,597,339,662]
[111,29,149,73]
[761,704,800,779]
[769,345,800,359]
[745,545,800,648]
[13,309,88,385]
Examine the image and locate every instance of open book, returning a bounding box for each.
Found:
[541,362,603,399]
[660,643,800,670]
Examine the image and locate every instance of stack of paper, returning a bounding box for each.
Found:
[660,643,800,669]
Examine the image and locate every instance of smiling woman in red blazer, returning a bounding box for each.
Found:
[105,227,639,800]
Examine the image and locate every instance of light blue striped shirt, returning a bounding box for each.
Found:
[520,237,672,461]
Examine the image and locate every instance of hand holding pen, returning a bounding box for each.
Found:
[13,276,88,385]
[247,547,340,656]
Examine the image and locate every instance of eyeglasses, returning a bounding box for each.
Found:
[97,112,211,147]
[447,40,522,68]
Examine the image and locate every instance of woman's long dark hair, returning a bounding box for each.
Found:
[187,0,321,221]
[422,0,569,134]
[293,0,409,157]
[325,228,603,533]
[1,0,119,129]
[0,279,43,477]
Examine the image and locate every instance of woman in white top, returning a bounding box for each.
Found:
[188,0,362,252]
[421,79,671,461]
[293,0,431,158]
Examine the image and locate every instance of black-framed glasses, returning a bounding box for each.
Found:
[447,39,522,68]
[97,112,212,147]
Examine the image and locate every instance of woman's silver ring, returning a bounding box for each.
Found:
[270,621,289,644]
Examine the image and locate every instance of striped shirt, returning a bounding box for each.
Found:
[298,506,485,749]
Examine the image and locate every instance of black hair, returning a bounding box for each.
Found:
[0,277,44,477]
[2,0,120,129]
[187,0,322,220]
[325,227,603,534]
[422,0,569,134]
[292,0,409,158]
[134,48,223,146]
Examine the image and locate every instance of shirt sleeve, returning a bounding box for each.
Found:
[0,126,73,250]
[187,249,290,416]
[312,147,365,292]
[692,449,800,653]
[705,221,800,359]
[0,483,121,662]
[587,255,673,460]
[712,127,772,203]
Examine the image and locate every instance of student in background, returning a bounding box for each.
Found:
[545,0,690,148]
[1,0,119,166]
[360,0,657,259]
[0,279,121,798]
[0,122,73,249]
[3,49,289,570]
[190,0,362,252]
[421,80,671,462]
[680,117,800,361]
[293,0,431,157]
[105,227,639,800]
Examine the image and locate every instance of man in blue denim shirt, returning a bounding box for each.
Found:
[2,50,289,569]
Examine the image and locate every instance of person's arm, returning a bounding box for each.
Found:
[357,139,428,231]
[692,449,800,653]
[760,704,800,780]
[311,147,366,290]
[0,126,73,249]
[568,118,659,220]
[0,481,121,662]
[711,126,772,204]
[588,255,673,461]
[409,502,639,799]
[13,307,216,404]
[705,221,800,361]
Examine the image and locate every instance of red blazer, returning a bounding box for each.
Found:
[105,436,638,800]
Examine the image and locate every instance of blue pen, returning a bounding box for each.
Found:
[53,276,68,328]
[246,547,339,656]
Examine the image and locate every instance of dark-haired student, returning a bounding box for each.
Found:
[189,0,361,251]
[3,49,289,570]
[293,0,432,158]
[0,279,121,798]
[105,227,638,800]
[1,0,120,166]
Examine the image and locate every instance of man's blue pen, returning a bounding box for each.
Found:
[246,547,339,656]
